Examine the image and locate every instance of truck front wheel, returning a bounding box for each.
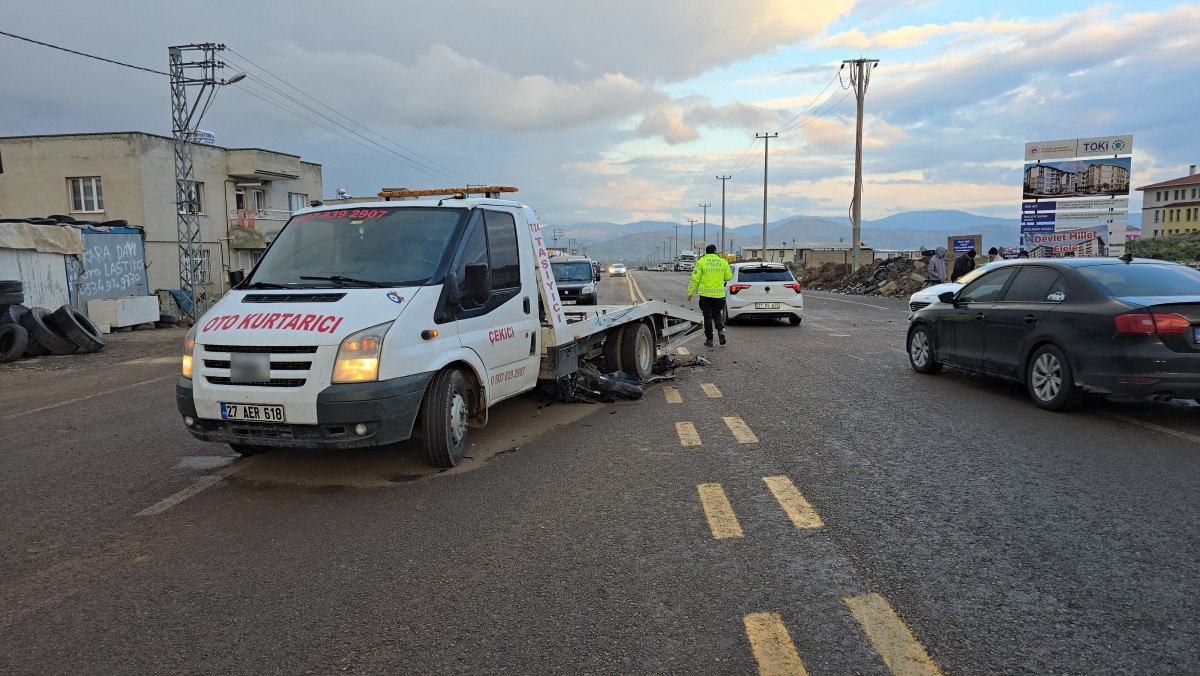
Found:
[421,369,471,467]
[620,322,655,381]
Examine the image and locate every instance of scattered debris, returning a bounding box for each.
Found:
[793,257,931,300]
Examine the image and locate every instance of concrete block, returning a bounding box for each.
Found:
[96,322,111,334]
[87,296,160,328]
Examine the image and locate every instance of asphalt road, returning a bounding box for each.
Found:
[2,271,1198,674]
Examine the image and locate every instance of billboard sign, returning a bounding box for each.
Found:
[1023,157,1132,199]
[1053,210,1127,223]
[1025,135,1132,160]
[1021,212,1055,223]
[1021,223,1056,234]
[1022,225,1106,256]
[951,237,977,253]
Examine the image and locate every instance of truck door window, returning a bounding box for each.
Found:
[453,216,488,308]
[484,210,521,290]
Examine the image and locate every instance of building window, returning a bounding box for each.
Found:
[68,177,104,212]
[237,250,263,272]
[179,180,204,214]
[287,192,307,212]
[185,249,212,286]
[250,189,266,210]
[1155,210,1160,223]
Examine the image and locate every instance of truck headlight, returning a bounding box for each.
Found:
[333,322,391,383]
[182,327,196,379]
[582,284,595,294]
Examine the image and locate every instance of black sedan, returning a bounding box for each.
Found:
[906,257,1200,410]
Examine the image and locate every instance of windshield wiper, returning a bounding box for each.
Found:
[299,275,392,288]
[241,281,290,289]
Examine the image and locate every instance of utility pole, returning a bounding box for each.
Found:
[552,228,564,249]
[716,175,731,254]
[698,204,710,250]
[688,218,697,253]
[755,132,778,261]
[672,224,680,260]
[170,43,245,323]
[844,57,879,270]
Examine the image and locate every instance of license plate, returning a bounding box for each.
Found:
[221,403,285,422]
[755,302,781,309]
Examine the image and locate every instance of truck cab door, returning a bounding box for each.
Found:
[451,209,539,401]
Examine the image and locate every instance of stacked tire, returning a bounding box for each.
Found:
[0,280,106,363]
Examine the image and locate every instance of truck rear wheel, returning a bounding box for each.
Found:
[619,322,655,381]
[421,368,470,467]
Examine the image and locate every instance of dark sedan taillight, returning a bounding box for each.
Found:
[1114,313,1191,335]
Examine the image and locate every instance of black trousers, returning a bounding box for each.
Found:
[698,296,726,340]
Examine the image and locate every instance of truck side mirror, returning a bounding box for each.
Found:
[465,263,491,302]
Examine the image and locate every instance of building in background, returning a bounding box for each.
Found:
[742,243,877,267]
[1024,164,1076,196]
[1076,162,1129,194]
[0,131,322,295]
[1136,164,1200,238]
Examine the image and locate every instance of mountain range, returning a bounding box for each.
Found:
[556,209,1142,262]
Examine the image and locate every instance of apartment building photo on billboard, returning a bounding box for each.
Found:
[1023,157,1131,199]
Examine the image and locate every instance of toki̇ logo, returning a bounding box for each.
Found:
[1111,139,1127,152]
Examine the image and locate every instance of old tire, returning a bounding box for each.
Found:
[228,443,270,457]
[1027,344,1080,411]
[20,307,78,355]
[0,323,29,363]
[421,369,471,468]
[49,305,106,353]
[602,328,623,372]
[908,325,941,374]
[0,304,29,326]
[619,322,655,381]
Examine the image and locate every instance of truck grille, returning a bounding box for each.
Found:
[242,293,346,303]
[200,344,317,388]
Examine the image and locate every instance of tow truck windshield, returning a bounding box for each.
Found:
[552,261,594,282]
[246,207,465,288]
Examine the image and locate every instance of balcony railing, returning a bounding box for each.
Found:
[228,208,293,224]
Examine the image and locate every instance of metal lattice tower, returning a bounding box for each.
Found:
[170,43,232,323]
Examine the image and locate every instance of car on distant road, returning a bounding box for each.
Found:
[908,260,1012,314]
[723,262,803,325]
[907,257,1200,410]
[609,263,627,277]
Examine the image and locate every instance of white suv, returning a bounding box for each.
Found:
[725,262,803,325]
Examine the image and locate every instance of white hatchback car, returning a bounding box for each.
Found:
[724,262,803,325]
[908,260,1013,314]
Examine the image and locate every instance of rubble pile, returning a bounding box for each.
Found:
[794,256,932,299]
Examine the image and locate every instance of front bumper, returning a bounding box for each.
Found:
[176,371,435,449]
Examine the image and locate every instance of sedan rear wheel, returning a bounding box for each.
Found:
[1027,344,1080,411]
[907,325,941,374]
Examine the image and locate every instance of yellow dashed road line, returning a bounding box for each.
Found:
[762,475,824,529]
[723,416,759,443]
[626,273,638,304]
[696,483,744,539]
[676,422,702,446]
[665,386,683,404]
[844,593,944,676]
[701,383,723,398]
[743,612,810,676]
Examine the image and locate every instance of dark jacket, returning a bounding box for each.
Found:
[951,254,975,282]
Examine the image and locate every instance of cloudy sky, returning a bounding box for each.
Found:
[1,0,1196,228]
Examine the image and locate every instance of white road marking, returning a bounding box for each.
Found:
[829,334,852,337]
[123,356,180,365]
[806,295,893,310]
[1,374,178,421]
[134,476,223,517]
[1101,412,1200,445]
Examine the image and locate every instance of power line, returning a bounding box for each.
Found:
[224,48,476,185]
[772,67,841,134]
[0,29,169,76]
[777,87,854,135]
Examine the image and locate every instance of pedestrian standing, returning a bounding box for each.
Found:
[951,249,976,282]
[927,246,948,286]
[687,244,733,347]
[988,247,1004,264]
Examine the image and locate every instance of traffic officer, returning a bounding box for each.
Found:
[687,244,733,347]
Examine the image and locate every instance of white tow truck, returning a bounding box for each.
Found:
[177,187,703,467]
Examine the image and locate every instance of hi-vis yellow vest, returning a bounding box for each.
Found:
[688,254,733,298]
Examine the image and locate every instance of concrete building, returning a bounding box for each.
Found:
[742,243,876,267]
[1137,164,1200,238]
[1024,164,1076,197]
[0,131,322,297]
[1076,162,1130,195]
